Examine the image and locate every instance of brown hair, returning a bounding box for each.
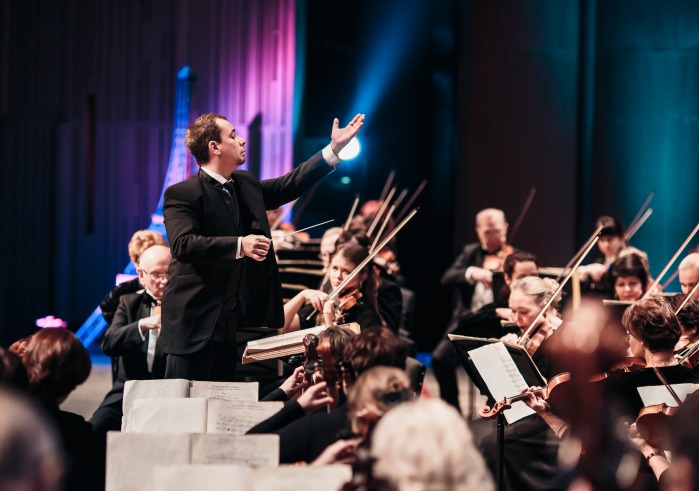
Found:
[127,230,167,265]
[333,242,380,313]
[343,327,408,377]
[622,297,681,352]
[0,347,28,391]
[185,113,227,165]
[22,329,91,406]
[318,326,357,364]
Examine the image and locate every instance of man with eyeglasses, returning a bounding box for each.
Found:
[90,245,171,441]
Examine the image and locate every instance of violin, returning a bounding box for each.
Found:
[483,244,514,272]
[588,357,647,382]
[479,372,571,420]
[333,289,362,325]
[635,404,677,450]
[302,333,340,412]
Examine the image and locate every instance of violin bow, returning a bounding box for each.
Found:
[555,225,605,283]
[306,208,419,321]
[508,187,536,245]
[518,226,603,345]
[643,221,699,300]
[378,170,396,204]
[395,179,427,223]
[652,367,683,406]
[675,281,699,316]
[344,195,361,231]
[367,187,396,238]
[369,203,397,254]
[604,207,654,268]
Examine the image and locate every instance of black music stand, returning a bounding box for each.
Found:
[449,335,547,491]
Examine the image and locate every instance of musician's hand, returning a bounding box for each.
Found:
[139,314,161,334]
[279,366,308,398]
[579,263,607,282]
[322,298,337,327]
[298,381,334,413]
[627,422,657,456]
[311,438,361,466]
[330,114,365,156]
[241,234,271,261]
[496,308,514,322]
[468,267,493,288]
[302,290,329,312]
[499,333,519,344]
[520,386,549,414]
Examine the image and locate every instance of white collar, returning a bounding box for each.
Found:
[201,166,230,185]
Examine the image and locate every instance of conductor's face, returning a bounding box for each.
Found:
[214,118,246,169]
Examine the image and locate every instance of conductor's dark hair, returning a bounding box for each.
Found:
[185,113,227,165]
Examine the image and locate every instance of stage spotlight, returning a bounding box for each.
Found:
[338,137,361,160]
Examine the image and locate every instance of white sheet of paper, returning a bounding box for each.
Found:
[127,398,208,433]
[153,465,252,491]
[122,379,190,431]
[206,400,284,435]
[190,381,259,401]
[191,434,279,467]
[468,342,535,424]
[252,465,352,491]
[637,383,699,407]
[106,432,191,491]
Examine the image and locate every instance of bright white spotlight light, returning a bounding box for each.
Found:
[338,137,361,160]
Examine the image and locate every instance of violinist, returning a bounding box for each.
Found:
[280,243,383,333]
[608,252,650,302]
[578,215,625,288]
[668,295,699,355]
[433,208,513,411]
[678,253,699,300]
[453,250,539,339]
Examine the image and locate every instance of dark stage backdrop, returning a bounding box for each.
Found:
[2,0,698,351]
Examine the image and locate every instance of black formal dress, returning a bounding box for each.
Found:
[160,154,333,380]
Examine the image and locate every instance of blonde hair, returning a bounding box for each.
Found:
[679,253,699,273]
[371,399,495,491]
[510,276,561,309]
[347,366,412,434]
[127,230,167,265]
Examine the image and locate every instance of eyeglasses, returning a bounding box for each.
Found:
[143,270,169,281]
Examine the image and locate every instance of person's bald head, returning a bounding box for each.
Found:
[137,245,172,300]
[679,253,699,299]
[475,208,508,253]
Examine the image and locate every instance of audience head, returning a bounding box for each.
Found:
[679,253,699,299]
[609,253,649,302]
[22,329,91,407]
[622,297,681,355]
[508,276,560,331]
[371,399,495,491]
[595,216,624,259]
[137,245,172,300]
[475,208,507,254]
[0,388,64,491]
[0,347,28,391]
[347,366,412,440]
[502,251,538,285]
[127,230,167,267]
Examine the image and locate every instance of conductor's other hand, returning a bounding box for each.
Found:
[330,114,365,156]
[242,235,271,261]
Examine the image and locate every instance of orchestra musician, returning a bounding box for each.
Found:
[608,252,651,302]
[678,253,699,299]
[280,242,383,333]
[433,208,513,412]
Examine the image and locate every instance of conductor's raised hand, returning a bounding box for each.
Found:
[241,234,271,261]
[330,113,365,156]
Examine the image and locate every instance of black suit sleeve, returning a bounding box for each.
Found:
[100,296,146,357]
[259,153,333,210]
[440,245,478,286]
[246,401,305,434]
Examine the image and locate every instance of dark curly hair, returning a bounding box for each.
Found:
[185,113,227,165]
[622,297,681,352]
[343,327,408,377]
[503,251,538,279]
[22,329,91,406]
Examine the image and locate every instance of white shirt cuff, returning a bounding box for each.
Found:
[236,237,243,259]
[322,144,340,168]
[137,321,147,341]
[465,266,477,285]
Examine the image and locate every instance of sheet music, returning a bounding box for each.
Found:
[127,398,208,433]
[191,434,279,467]
[468,342,535,424]
[122,379,190,431]
[206,400,284,435]
[637,383,699,407]
[251,465,352,491]
[153,465,252,491]
[190,381,259,401]
[106,432,191,491]
[246,326,326,351]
